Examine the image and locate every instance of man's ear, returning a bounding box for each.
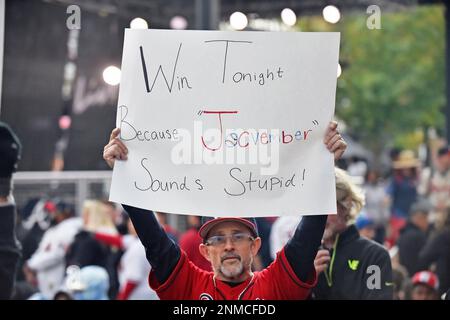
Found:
[251,237,262,256]
[199,243,211,262]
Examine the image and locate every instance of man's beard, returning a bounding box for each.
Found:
[219,253,248,280]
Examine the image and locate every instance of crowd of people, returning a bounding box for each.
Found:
[1,120,449,300]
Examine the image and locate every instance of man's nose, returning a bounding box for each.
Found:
[223,237,235,250]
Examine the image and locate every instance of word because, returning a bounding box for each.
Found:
[118,105,179,142]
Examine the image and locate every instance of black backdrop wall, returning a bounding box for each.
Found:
[1,0,125,170]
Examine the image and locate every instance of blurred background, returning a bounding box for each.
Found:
[1,0,448,207]
[1,0,449,300]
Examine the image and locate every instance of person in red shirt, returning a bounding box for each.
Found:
[150,216,315,300]
[155,211,179,243]
[103,121,347,300]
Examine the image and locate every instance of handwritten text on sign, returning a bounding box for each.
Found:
[110,29,340,217]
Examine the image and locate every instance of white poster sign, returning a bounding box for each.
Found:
[110,29,340,217]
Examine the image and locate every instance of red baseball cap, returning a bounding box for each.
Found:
[198,217,258,239]
[412,271,439,291]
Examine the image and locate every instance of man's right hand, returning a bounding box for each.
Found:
[103,128,128,169]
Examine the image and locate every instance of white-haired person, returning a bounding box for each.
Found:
[312,168,394,299]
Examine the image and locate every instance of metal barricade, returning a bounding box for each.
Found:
[12,170,185,232]
[13,171,112,215]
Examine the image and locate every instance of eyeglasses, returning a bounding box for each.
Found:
[205,233,255,247]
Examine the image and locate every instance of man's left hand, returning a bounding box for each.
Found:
[324,121,347,161]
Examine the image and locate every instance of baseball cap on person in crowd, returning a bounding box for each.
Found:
[412,270,439,291]
[65,265,110,300]
[199,217,259,239]
[355,212,375,230]
[437,146,450,157]
[54,200,75,216]
[392,150,421,169]
[409,199,432,215]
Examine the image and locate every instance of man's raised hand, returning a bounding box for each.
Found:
[103,128,128,169]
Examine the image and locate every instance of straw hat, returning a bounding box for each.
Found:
[392,150,420,169]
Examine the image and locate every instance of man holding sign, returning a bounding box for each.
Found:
[104,29,345,299]
[103,122,346,300]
